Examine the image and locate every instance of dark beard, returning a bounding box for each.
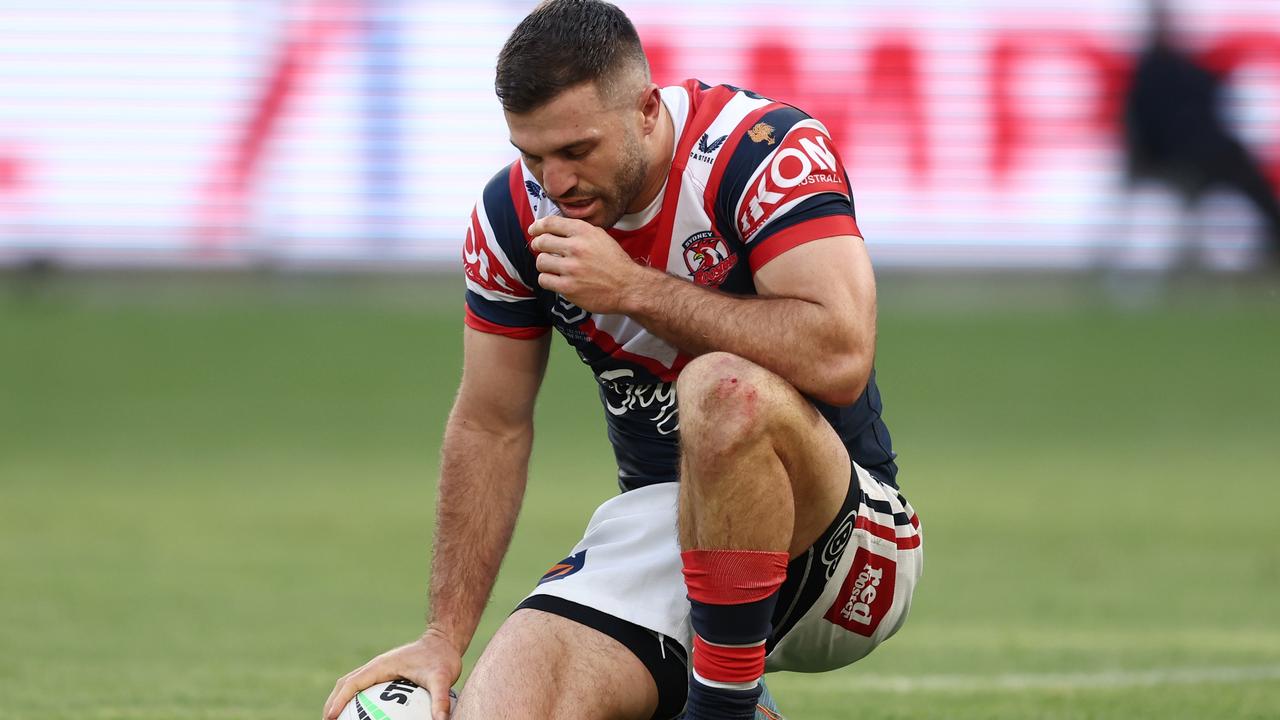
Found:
[599,136,650,229]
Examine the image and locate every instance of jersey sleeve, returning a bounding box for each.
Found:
[462,163,551,339]
[713,106,862,272]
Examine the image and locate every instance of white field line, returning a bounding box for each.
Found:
[803,664,1280,693]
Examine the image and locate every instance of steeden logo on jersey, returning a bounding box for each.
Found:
[737,126,847,242]
[681,231,738,287]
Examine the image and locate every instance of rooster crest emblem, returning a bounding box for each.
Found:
[748,122,776,145]
[682,231,738,288]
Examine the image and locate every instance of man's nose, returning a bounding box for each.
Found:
[541,158,578,199]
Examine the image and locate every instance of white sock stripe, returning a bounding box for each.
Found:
[692,670,760,692]
[695,634,767,649]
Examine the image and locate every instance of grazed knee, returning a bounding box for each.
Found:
[677,352,782,459]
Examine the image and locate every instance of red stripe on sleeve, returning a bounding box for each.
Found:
[747,215,861,272]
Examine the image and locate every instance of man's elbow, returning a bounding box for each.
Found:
[809,347,873,407]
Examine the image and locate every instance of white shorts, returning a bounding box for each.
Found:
[521,463,924,675]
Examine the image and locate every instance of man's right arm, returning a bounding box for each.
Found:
[323,327,550,720]
[427,325,550,653]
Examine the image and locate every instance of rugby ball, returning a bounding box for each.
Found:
[337,679,456,720]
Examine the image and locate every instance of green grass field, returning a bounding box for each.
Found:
[2,271,1278,719]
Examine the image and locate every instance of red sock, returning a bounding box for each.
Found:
[681,549,789,689]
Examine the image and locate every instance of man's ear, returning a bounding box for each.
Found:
[639,83,662,135]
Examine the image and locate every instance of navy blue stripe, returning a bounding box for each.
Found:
[747,193,854,251]
[464,289,548,329]
[686,679,761,717]
[861,370,898,483]
[715,82,767,101]
[689,595,778,646]
[712,105,809,244]
[479,165,541,289]
[861,496,914,526]
[617,475,678,492]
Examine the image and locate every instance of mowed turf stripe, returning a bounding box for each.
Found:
[806,664,1280,692]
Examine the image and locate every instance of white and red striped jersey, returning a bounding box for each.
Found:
[463,80,897,491]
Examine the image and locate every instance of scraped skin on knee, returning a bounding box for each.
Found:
[454,609,658,720]
[676,351,850,557]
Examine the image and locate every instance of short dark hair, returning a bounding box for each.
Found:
[495,0,649,114]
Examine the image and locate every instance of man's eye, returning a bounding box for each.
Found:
[565,148,589,160]
[523,154,542,166]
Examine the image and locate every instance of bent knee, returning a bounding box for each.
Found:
[676,352,787,449]
[677,353,781,407]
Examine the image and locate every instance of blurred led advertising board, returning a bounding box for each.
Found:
[1,0,1277,268]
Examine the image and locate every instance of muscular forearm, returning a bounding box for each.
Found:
[425,411,532,653]
[621,266,872,405]
[529,216,874,404]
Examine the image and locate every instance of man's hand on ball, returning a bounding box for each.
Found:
[529,216,650,314]
[323,628,462,720]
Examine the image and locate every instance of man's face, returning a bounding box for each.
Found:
[506,81,649,228]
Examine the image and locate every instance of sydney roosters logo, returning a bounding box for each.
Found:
[682,231,738,287]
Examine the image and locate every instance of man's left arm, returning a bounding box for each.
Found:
[530,218,875,406]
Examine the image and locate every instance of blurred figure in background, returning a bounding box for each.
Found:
[1121,0,1280,270]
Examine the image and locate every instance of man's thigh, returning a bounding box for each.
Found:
[676,351,854,556]
[455,608,658,720]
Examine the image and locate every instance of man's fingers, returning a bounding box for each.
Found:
[323,676,359,720]
[528,215,585,238]
[534,250,569,275]
[537,271,567,294]
[323,664,396,720]
[431,694,452,720]
[424,672,455,720]
[322,672,354,719]
[530,232,574,257]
